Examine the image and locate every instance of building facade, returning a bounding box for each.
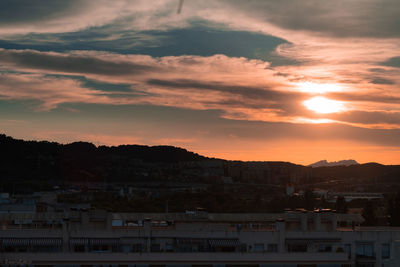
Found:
[0,210,399,267]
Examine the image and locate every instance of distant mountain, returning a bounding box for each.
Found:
[309,159,359,168]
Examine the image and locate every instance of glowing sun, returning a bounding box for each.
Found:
[303,96,345,114]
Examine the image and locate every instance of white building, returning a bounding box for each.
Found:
[0,210,398,267]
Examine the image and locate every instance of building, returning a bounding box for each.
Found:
[330,192,384,203]
[0,209,398,266]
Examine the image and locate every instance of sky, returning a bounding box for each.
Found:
[1,0,400,165]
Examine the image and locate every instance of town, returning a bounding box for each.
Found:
[1,134,400,266]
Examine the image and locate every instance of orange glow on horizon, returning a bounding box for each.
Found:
[198,140,400,166]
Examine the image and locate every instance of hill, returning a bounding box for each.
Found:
[0,134,208,191]
[1,134,400,194]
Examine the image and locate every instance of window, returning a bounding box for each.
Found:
[253,243,264,252]
[74,245,85,252]
[120,245,130,253]
[318,244,332,252]
[218,246,236,252]
[92,245,109,252]
[267,243,278,252]
[132,244,143,252]
[344,244,351,258]
[166,243,174,252]
[151,243,161,252]
[356,242,374,258]
[111,245,120,252]
[179,245,193,252]
[287,243,307,252]
[382,243,390,259]
[32,245,61,253]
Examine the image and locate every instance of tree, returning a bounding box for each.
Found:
[335,196,348,213]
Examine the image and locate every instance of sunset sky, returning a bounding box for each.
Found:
[1,0,400,165]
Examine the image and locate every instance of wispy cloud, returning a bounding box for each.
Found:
[0,48,400,128]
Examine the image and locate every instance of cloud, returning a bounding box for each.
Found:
[383,56,400,68]
[0,0,82,25]
[2,1,400,89]
[0,73,116,110]
[1,0,399,39]
[0,49,294,114]
[0,47,400,128]
[218,0,400,38]
[327,111,400,128]
[1,0,399,67]
[369,77,395,85]
[0,0,112,35]
[0,24,287,64]
[0,49,304,124]
[0,49,157,76]
[146,79,302,101]
[0,0,180,36]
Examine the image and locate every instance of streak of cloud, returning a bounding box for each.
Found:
[0,48,400,128]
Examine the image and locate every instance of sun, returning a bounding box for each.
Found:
[303,96,345,114]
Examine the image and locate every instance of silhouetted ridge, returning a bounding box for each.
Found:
[0,134,209,191]
[99,144,206,163]
[1,134,400,194]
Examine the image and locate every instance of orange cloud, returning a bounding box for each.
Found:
[1,48,400,129]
